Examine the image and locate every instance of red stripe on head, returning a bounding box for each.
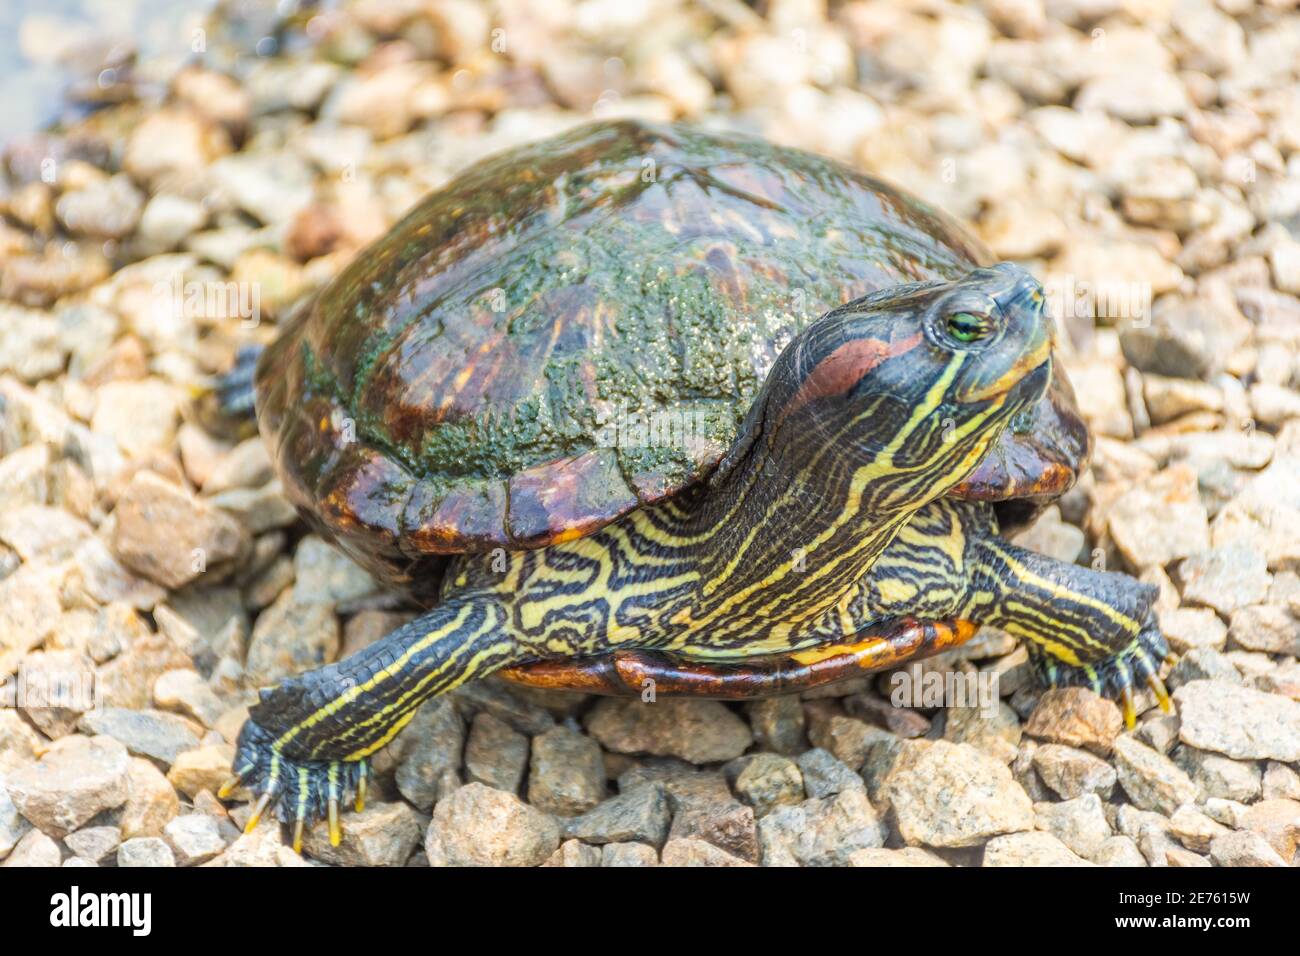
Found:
[786,331,922,416]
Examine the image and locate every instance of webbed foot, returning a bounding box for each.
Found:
[1029,607,1172,729]
[221,718,369,853]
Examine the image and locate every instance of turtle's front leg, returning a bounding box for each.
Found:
[224,596,527,850]
[965,537,1171,727]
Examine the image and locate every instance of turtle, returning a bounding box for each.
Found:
[216,120,1170,850]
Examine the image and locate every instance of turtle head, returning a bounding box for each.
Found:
[758,262,1052,513]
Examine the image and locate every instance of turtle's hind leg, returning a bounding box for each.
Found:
[224,595,528,851]
[966,537,1171,727]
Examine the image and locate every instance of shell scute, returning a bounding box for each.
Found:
[255,120,1084,585]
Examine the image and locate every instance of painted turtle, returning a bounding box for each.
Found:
[219,121,1169,848]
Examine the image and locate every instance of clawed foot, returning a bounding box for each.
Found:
[219,718,370,854]
[1031,610,1173,729]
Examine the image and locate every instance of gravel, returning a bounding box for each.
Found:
[0,0,1297,868]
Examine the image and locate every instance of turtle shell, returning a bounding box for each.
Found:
[255,120,1088,592]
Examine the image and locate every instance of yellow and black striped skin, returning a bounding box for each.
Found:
[229,264,1168,836]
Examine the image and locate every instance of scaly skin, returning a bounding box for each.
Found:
[224,264,1170,848]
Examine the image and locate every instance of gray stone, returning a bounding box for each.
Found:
[1174,746,1261,802]
[600,842,659,866]
[1093,835,1147,867]
[1,828,61,867]
[984,831,1094,866]
[884,741,1034,848]
[426,783,559,867]
[245,590,340,686]
[303,801,424,867]
[585,699,752,764]
[758,788,884,866]
[527,725,605,815]
[62,825,121,864]
[1179,545,1271,616]
[796,747,866,799]
[1168,805,1230,853]
[6,735,130,837]
[1175,680,1300,761]
[733,753,804,817]
[661,838,754,866]
[463,712,529,795]
[77,708,200,767]
[542,839,601,868]
[117,836,176,867]
[1034,793,1112,859]
[111,472,247,589]
[391,698,464,812]
[1208,831,1287,867]
[1113,736,1199,815]
[562,783,671,848]
[163,814,227,866]
[747,696,806,755]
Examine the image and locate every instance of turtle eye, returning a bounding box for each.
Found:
[945,311,992,344]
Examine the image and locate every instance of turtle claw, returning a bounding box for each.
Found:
[328,797,342,848]
[244,791,274,833]
[1119,684,1137,730]
[224,717,369,854]
[1148,673,1172,714]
